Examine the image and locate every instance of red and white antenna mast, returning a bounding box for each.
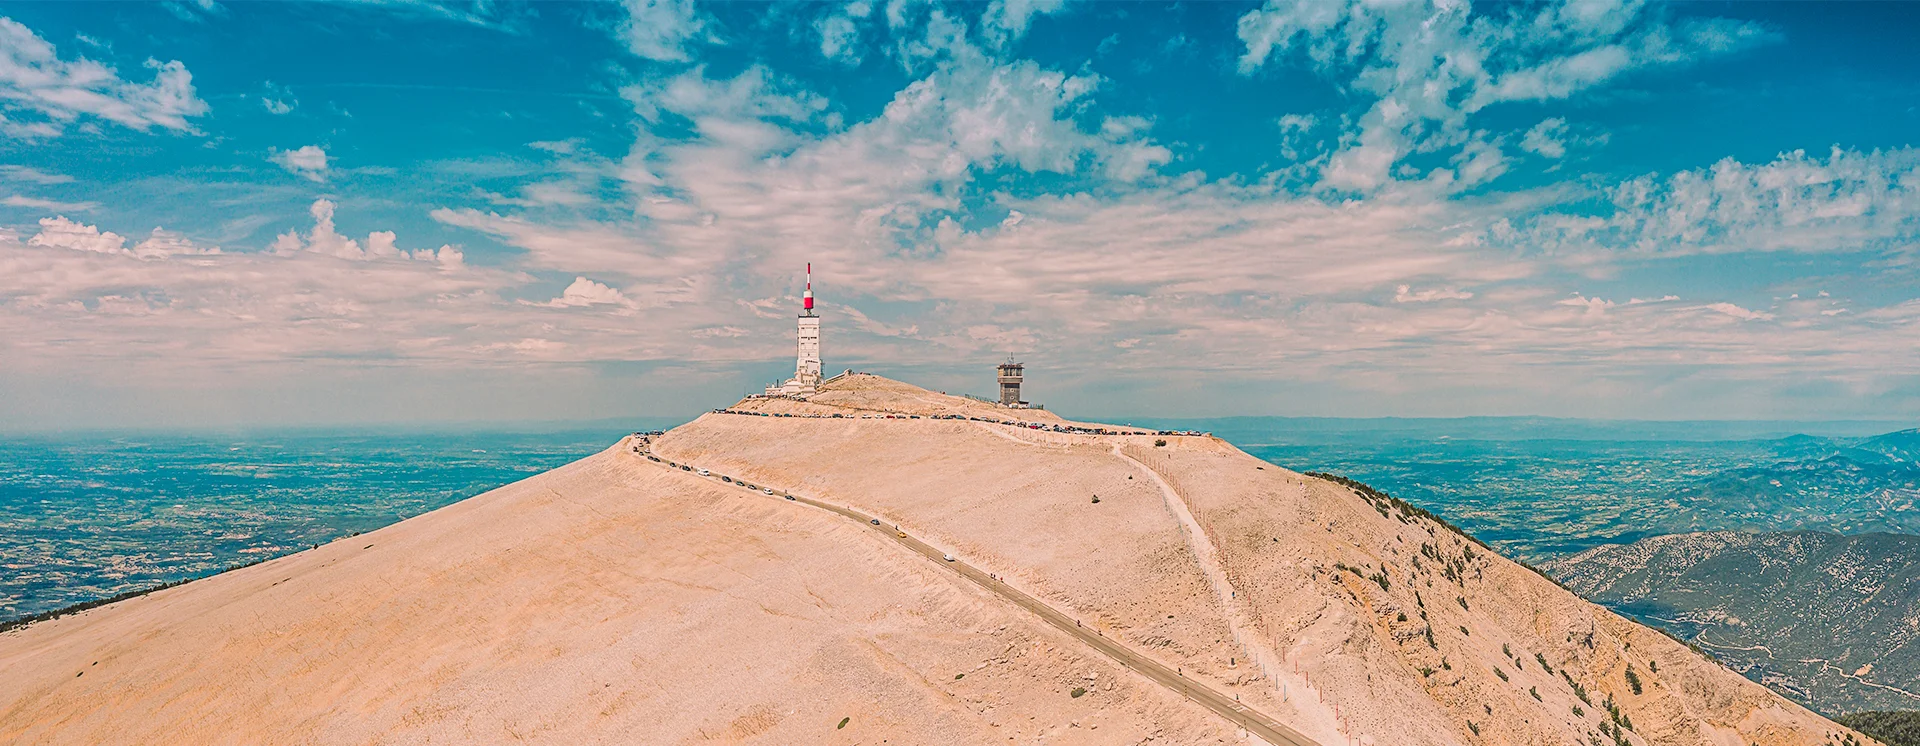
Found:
[803,262,814,312]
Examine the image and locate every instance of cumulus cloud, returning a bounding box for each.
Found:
[579,36,1175,296]
[0,221,529,390]
[618,0,707,62]
[27,216,125,254]
[535,277,639,310]
[1235,0,1773,192]
[815,1,871,64]
[1521,118,1570,159]
[1556,294,1616,317]
[23,216,216,258]
[0,17,209,138]
[272,145,330,181]
[273,199,462,266]
[982,0,1071,47]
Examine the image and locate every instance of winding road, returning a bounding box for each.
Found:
[628,435,1318,746]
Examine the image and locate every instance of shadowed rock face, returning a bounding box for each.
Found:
[1547,530,1920,714]
[0,375,1875,745]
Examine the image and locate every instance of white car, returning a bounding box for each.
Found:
[764,488,775,495]
[698,469,710,476]
[943,553,955,562]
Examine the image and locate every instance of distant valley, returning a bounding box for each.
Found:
[1546,530,1920,715]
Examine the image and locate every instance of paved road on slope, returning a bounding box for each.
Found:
[629,437,1319,746]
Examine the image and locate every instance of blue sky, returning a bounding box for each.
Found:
[2,0,1918,429]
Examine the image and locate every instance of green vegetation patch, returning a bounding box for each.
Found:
[1837,711,1920,746]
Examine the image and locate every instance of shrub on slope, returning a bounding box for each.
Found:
[1838,712,1920,746]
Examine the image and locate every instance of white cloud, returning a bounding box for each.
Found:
[22,216,215,258]
[535,277,639,310]
[982,0,1070,47]
[258,80,296,114]
[1395,285,1474,303]
[815,2,871,64]
[1701,302,1774,321]
[1277,113,1316,133]
[3,195,98,212]
[1514,146,1920,257]
[1556,294,1615,317]
[1521,118,1569,159]
[0,17,208,138]
[272,145,330,181]
[27,216,125,254]
[1235,0,1773,192]
[0,165,72,184]
[130,227,218,259]
[7,3,1917,424]
[618,0,706,62]
[274,199,462,266]
[162,0,226,22]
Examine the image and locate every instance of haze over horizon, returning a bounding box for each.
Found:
[5,0,1920,429]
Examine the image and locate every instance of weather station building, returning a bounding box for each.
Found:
[992,359,1043,409]
[998,360,1024,406]
[765,264,824,397]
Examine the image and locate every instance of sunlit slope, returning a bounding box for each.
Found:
[652,374,1863,746]
[0,438,1233,744]
[0,372,1873,746]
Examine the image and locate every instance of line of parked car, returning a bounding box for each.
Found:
[706,409,1206,438]
[627,433,960,564]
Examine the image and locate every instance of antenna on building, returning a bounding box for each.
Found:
[803,262,814,314]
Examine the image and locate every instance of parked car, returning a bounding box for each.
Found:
[870,519,880,525]
[764,488,774,495]
[943,554,955,562]
[785,495,796,501]
[698,469,710,476]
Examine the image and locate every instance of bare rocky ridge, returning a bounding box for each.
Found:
[0,374,1880,745]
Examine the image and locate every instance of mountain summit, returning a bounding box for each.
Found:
[0,375,1871,744]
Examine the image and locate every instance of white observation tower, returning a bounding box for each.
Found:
[767,263,823,397]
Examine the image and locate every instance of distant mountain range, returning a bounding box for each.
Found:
[1546,530,1920,715]
[1651,428,1920,528]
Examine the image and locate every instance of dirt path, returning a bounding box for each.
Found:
[1105,446,1297,713]
[630,436,1319,746]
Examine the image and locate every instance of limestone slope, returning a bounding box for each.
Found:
[0,431,1232,744]
[657,375,1864,746]
[0,373,1877,745]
